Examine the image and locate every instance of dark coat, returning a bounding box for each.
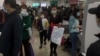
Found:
[0,11,23,56]
[86,33,100,56]
[22,15,32,40]
[37,18,43,31]
[86,40,100,56]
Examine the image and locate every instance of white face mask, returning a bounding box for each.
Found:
[77,12,80,16]
[41,15,44,18]
[51,10,57,14]
[20,9,28,16]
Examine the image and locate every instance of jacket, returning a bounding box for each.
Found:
[86,40,100,56]
[0,11,23,56]
[22,15,32,40]
[69,15,79,33]
[37,18,49,31]
[86,33,100,56]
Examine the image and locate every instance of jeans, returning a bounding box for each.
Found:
[70,32,79,56]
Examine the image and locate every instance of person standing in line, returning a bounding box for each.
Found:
[48,6,62,56]
[37,12,49,49]
[0,0,23,56]
[20,5,34,56]
[69,7,81,56]
[86,5,100,56]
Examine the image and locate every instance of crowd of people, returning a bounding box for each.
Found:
[0,0,84,56]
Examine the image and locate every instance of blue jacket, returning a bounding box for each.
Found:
[69,15,79,33]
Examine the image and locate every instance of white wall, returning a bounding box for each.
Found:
[16,0,50,7]
[0,0,4,9]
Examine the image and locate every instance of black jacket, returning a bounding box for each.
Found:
[0,11,23,56]
[49,14,62,24]
[37,18,43,31]
[86,33,100,56]
[86,40,100,56]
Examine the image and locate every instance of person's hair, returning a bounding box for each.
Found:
[21,4,27,9]
[72,12,78,18]
[4,0,17,9]
[96,9,100,18]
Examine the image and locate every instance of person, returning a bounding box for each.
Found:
[69,7,80,56]
[86,5,100,56]
[37,12,49,49]
[48,6,62,56]
[20,5,34,56]
[0,0,23,56]
[0,10,5,32]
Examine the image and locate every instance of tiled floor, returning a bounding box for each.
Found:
[0,28,71,56]
[31,28,70,56]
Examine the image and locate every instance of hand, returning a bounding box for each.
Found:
[17,52,21,56]
[79,25,82,28]
[57,23,62,27]
[29,37,34,43]
[76,25,82,28]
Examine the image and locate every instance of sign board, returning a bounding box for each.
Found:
[51,26,64,46]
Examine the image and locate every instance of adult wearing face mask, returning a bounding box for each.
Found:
[48,6,62,56]
[69,8,80,56]
[0,0,23,56]
[37,12,49,49]
[20,5,34,56]
[86,5,100,56]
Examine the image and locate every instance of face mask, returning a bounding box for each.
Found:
[21,9,28,16]
[51,10,57,14]
[77,12,80,16]
[41,15,44,18]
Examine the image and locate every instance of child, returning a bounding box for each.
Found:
[37,12,49,49]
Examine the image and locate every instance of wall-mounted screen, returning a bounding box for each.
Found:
[41,3,47,7]
[32,3,40,7]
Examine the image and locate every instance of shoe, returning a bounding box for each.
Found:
[39,45,42,49]
[54,52,57,56]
